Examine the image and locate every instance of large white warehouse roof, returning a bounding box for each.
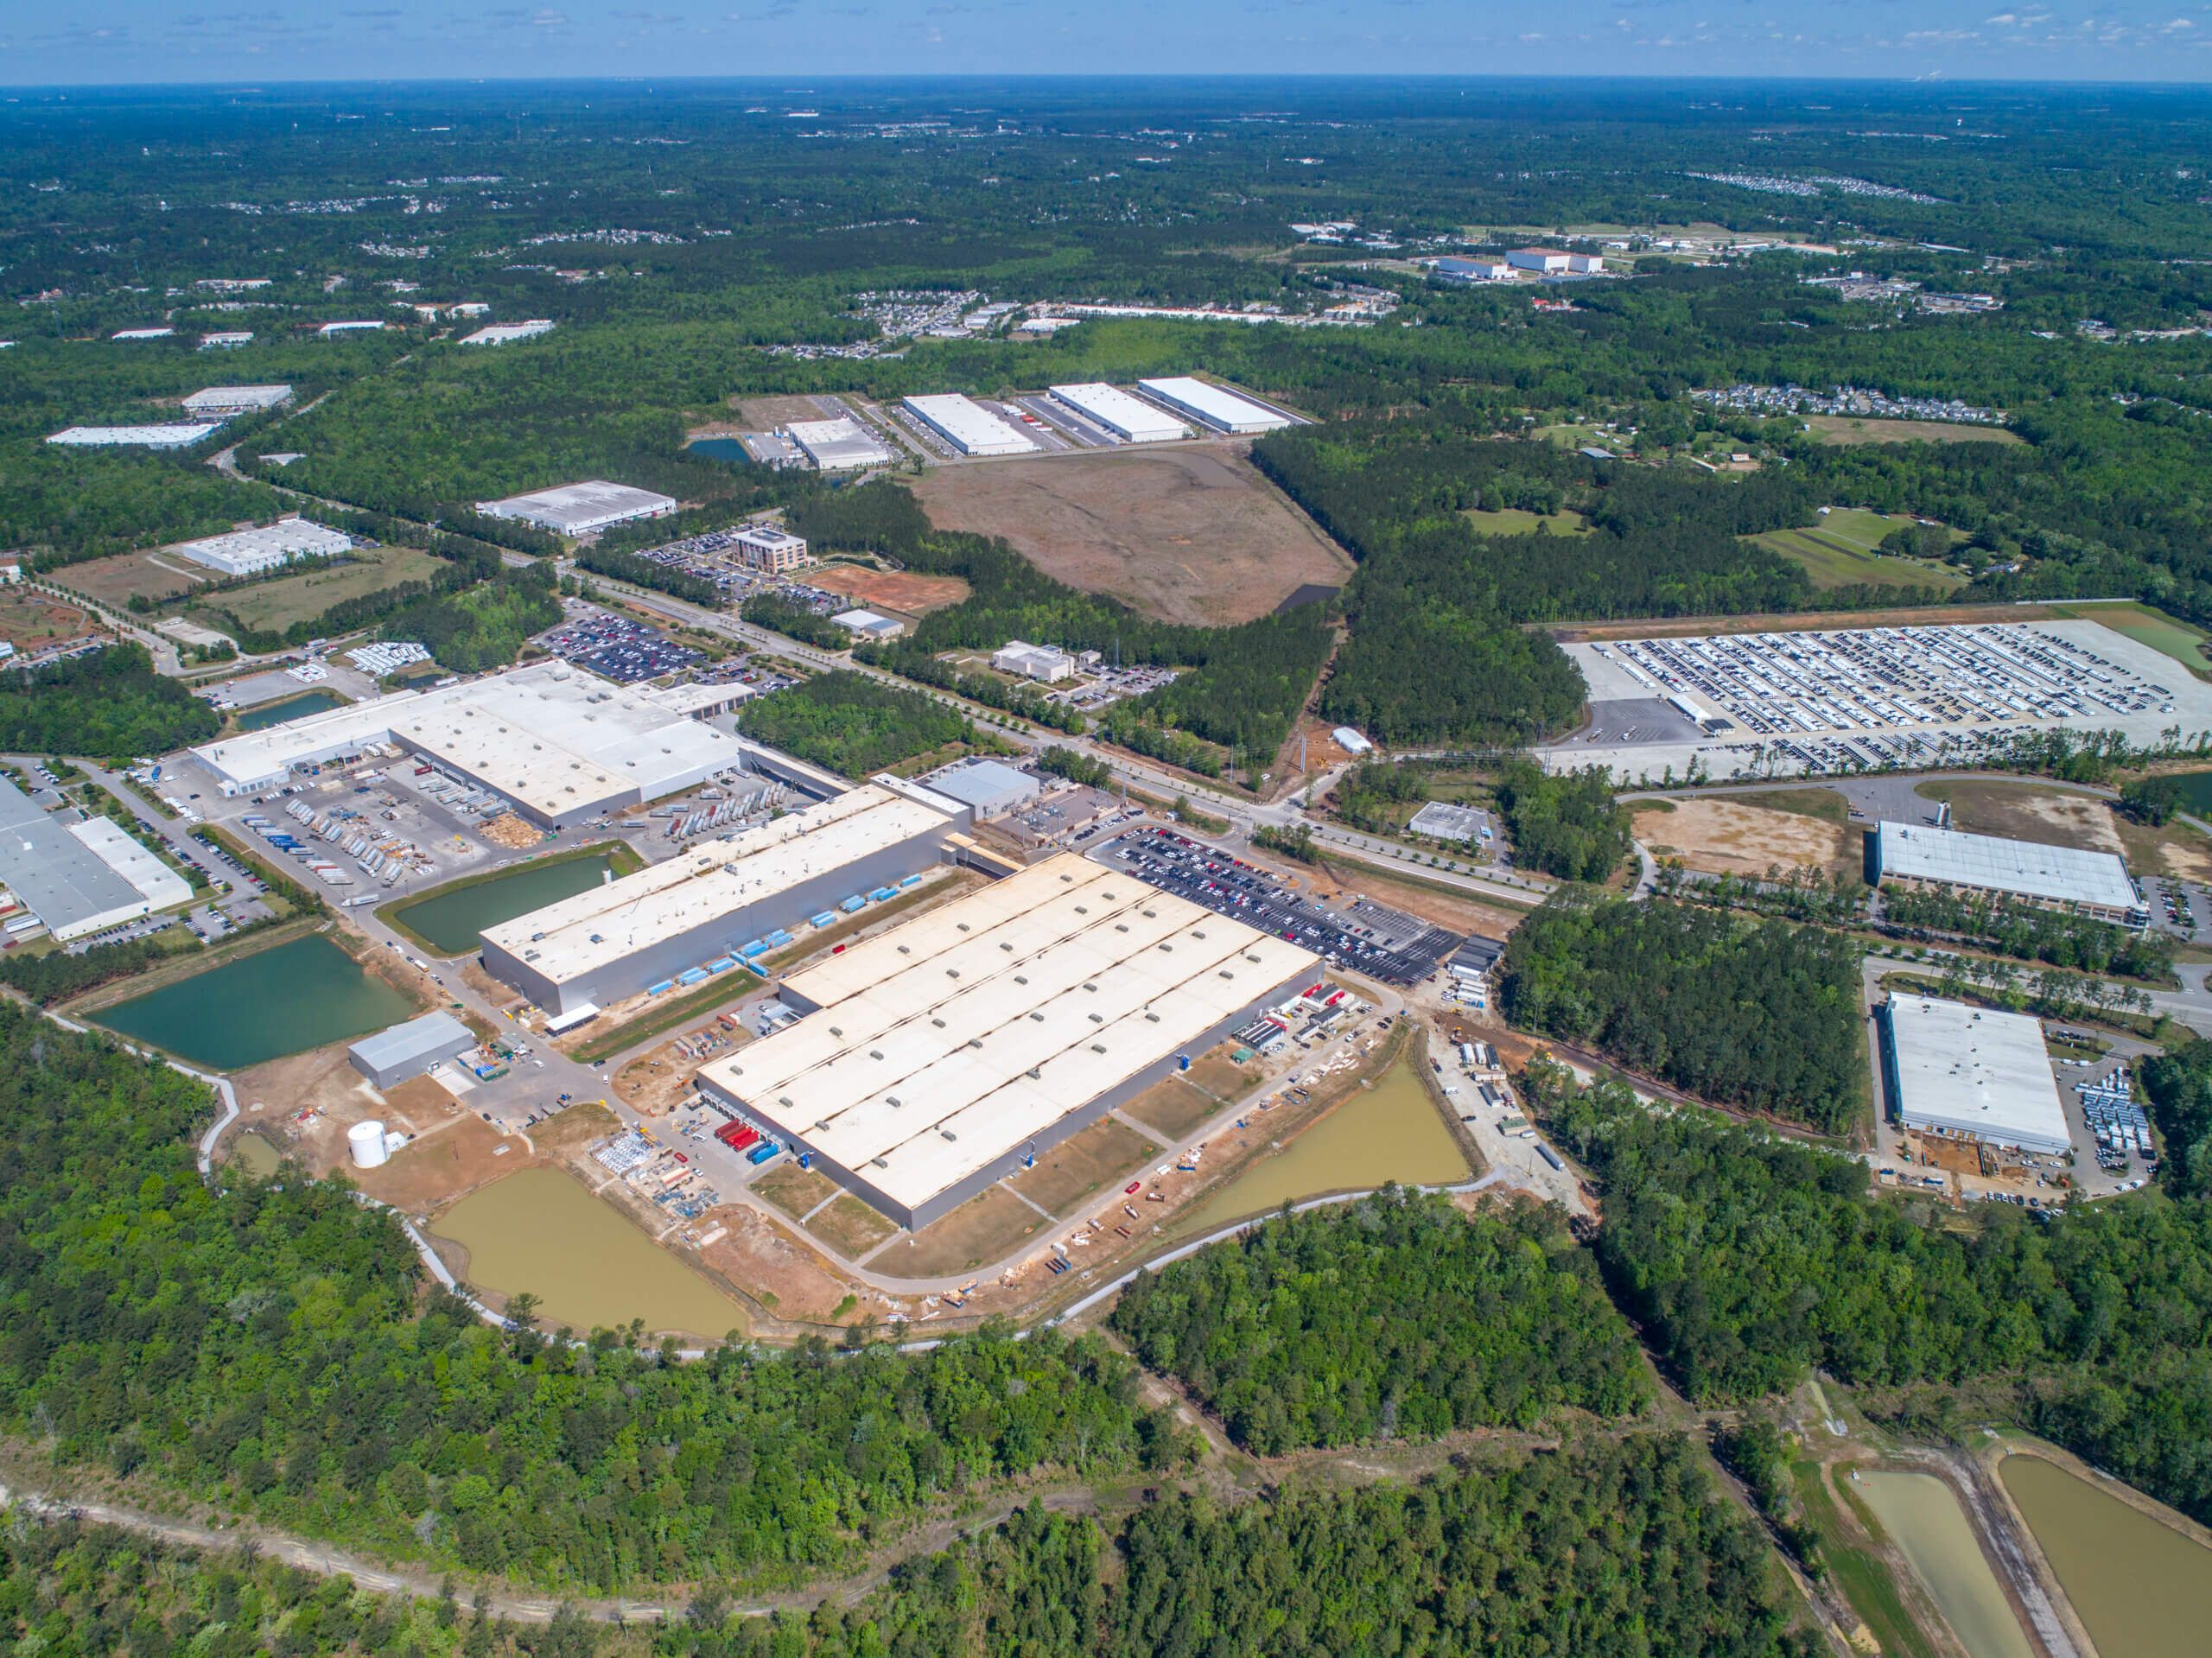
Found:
[482,784,956,988]
[182,384,293,415]
[787,417,895,471]
[699,854,1319,1219]
[474,480,677,535]
[171,518,353,577]
[1882,994,2071,1155]
[1049,382,1188,442]
[901,394,1037,456]
[1874,821,2137,914]
[1135,376,1294,434]
[48,423,220,449]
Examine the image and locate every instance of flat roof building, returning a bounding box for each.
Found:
[992,640,1076,683]
[696,853,1322,1229]
[924,758,1042,818]
[188,660,741,828]
[112,327,175,341]
[48,422,219,449]
[831,608,905,642]
[0,776,191,942]
[1872,820,2140,924]
[459,320,556,346]
[481,780,969,1015]
[732,525,810,574]
[1879,994,2071,1157]
[199,332,255,349]
[475,480,677,537]
[349,1010,477,1089]
[1049,382,1189,442]
[317,320,387,336]
[1434,257,1512,283]
[1135,376,1294,435]
[787,416,896,472]
[1507,249,1573,273]
[901,394,1038,457]
[182,384,293,416]
[170,517,352,578]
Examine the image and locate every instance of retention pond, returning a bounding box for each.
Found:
[1175,1059,1470,1235]
[431,1166,747,1340]
[230,1130,283,1177]
[92,933,416,1070]
[2000,1454,2212,1658]
[1852,1470,2033,1658]
[233,689,346,732]
[390,853,619,956]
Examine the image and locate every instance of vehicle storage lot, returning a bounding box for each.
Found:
[1090,826,1460,985]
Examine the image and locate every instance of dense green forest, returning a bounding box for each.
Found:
[1529,1062,2212,1525]
[3,1433,1816,1656]
[736,670,976,776]
[1492,759,1633,880]
[380,565,563,674]
[1109,1191,1649,1452]
[1881,885,2176,981]
[0,1005,1177,1592]
[0,645,220,760]
[2144,1039,2212,1200]
[1501,896,1866,1133]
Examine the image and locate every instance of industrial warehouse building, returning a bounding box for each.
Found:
[481,780,971,1017]
[786,416,896,471]
[181,384,293,416]
[47,422,220,448]
[1507,248,1573,273]
[459,320,556,346]
[1879,993,2072,1156]
[474,480,677,537]
[1433,257,1511,283]
[831,607,905,642]
[1135,376,1294,435]
[188,660,741,828]
[696,854,1323,1229]
[992,640,1077,682]
[900,393,1038,456]
[0,776,193,942]
[170,517,353,578]
[1049,382,1189,442]
[349,1011,476,1089]
[1872,821,2142,925]
[923,758,1042,818]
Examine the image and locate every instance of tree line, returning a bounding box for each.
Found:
[0,645,219,762]
[736,670,976,778]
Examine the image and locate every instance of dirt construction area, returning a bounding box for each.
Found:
[807,564,972,616]
[1918,780,2127,859]
[0,588,99,651]
[910,445,1352,626]
[52,549,206,608]
[1633,797,1854,880]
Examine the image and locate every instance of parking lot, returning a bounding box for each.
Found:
[1090,826,1462,985]
[537,609,702,683]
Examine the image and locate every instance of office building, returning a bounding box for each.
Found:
[694,854,1322,1229]
[992,640,1077,683]
[732,525,810,574]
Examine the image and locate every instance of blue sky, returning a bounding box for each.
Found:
[5,3,2212,85]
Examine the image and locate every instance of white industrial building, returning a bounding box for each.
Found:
[696,854,1322,1229]
[1049,383,1189,442]
[1567,253,1605,273]
[831,608,905,642]
[732,525,810,574]
[1135,376,1294,435]
[1880,994,2072,1157]
[47,422,220,449]
[199,332,255,349]
[992,640,1077,683]
[474,480,677,537]
[350,1010,477,1089]
[901,394,1038,457]
[170,517,353,578]
[112,327,175,341]
[1433,257,1512,283]
[1872,821,2141,925]
[0,776,194,943]
[787,416,896,472]
[923,758,1042,818]
[482,780,970,1016]
[317,320,387,336]
[182,384,293,416]
[188,660,741,829]
[459,320,556,346]
[1507,249,1573,273]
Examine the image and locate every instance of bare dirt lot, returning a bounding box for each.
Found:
[0,589,98,651]
[54,549,206,607]
[1805,415,2024,447]
[807,564,972,616]
[729,394,835,429]
[1917,780,2127,858]
[910,445,1352,626]
[696,1203,855,1323]
[1633,796,1853,880]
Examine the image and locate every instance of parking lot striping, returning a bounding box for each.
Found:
[1091,826,1462,987]
[537,610,704,683]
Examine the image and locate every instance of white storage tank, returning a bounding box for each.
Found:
[348,1119,390,1170]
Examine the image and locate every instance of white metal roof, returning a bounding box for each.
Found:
[1885,994,2071,1154]
[68,817,193,912]
[350,1010,474,1072]
[460,320,556,346]
[47,423,220,448]
[787,417,894,470]
[901,393,1037,454]
[700,854,1319,1211]
[1135,376,1293,432]
[1049,382,1189,441]
[182,384,293,413]
[1876,821,2136,912]
[482,783,956,985]
[474,480,677,533]
[173,518,352,569]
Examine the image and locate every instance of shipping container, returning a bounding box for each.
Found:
[747,1140,780,1166]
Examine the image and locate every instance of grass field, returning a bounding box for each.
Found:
[1007,1117,1160,1217]
[1748,508,1968,592]
[1460,505,1589,537]
[194,544,444,633]
[567,968,764,1064]
[2052,600,2212,680]
[910,445,1352,626]
[54,549,206,607]
[805,1194,899,1259]
[1794,1462,1942,1658]
[1804,416,2023,447]
[897,1184,1046,1276]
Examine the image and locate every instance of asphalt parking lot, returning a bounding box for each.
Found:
[537,611,702,683]
[1091,827,1462,985]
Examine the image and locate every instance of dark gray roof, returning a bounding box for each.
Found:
[0,774,145,935]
